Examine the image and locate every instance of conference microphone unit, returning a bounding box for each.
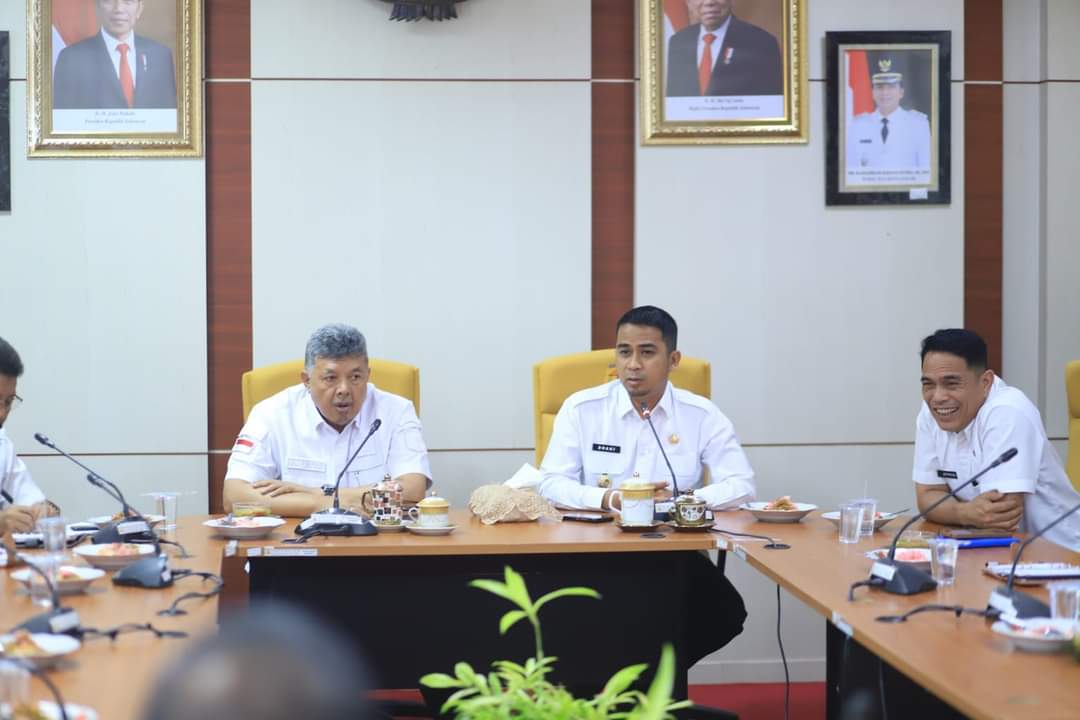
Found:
[34,433,172,589]
[12,553,81,636]
[33,433,154,545]
[986,499,1080,619]
[296,419,382,538]
[866,447,1018,597]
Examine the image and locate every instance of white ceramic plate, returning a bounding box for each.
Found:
[822,510,900,531]
[373,521,407,533]
[73,542,154,570]
[742,502,817,523]
[203,516,286,540]
[87,514,165,529]
[0,633,81,669]
[10,565,106,595]
[991,618,1076,653]
[404,523,455,536]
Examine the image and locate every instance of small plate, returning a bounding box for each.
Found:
[73,542,154,570]
[0,633,81,670]
[868,548,932,564]
[35,702,98,720]
[670,521,715,533]
[87,514,165,529]
[615,520,661,532]
[404,523,455,536]
[10,565,106,595]
[373,521,407,533]
[822,510,899,531]
[203,516,286,540]
[991,618,1076,653]
[742,502,817,523]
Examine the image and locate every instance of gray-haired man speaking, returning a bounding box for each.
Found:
[223,324,431,517]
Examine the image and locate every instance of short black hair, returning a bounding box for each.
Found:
[616,305,678,352]
[0,337,23,379]
[920,329,987,372]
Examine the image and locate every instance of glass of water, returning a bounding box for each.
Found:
[929,537,960,586]
[838,502,863,544]
[852,498,877,537]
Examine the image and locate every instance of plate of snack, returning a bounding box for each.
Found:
[10,565,106,594]
[742,497,817,523]
[73,542,153,570]
[991,617,1076,653]
[822,509,902,531]
[87,513,165,529]
[0,631,81,669]
[203,515,286,540]
[867,547,932,564]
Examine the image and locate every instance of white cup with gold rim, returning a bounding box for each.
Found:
[408,495,450,528]
[610,482,655,526]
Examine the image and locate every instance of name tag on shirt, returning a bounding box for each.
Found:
[859,139,872,144]
[287,457,327,473]
[592,443,621,454]
[937,469,958,480]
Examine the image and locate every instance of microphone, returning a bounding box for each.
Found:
[987,499,1080,618]
[34,433,172,589]
[865,447,1018,596]
[12,553,81,636]
[640,402,681,498]
[297,419,382,538]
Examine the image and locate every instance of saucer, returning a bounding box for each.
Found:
[615,520,661,533]
[373,521,407,533]
[670,521,715,533]
[404,522,455,536]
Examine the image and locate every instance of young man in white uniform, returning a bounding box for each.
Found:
[223,324,431,517]
[913,329,1080,551]
[0,337,50,533]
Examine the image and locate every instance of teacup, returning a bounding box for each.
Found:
[610,482,656,527]
[371,479,404,526]
[671,494,708,527]
[408,495,450,528]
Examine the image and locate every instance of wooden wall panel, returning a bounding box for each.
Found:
[591,0,636,80]
[964,0,1002,82]
[206,0,251,79]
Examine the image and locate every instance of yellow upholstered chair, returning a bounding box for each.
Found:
[532,348,711,465]
[241,358,420,421]
[1067,360,1080,492]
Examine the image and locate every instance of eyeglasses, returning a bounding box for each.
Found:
[0,394,21,412]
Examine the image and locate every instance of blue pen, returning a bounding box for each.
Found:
[951,537,1018,549]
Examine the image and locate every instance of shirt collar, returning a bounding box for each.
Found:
[698,15,732,43]
[614,380,674,420]
[101,27,135,54]
[303,384,373,433]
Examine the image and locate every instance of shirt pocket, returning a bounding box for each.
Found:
[283,456,327,485]
[342,450,385,486]
[669,454,703,490]
[583,448,628,485]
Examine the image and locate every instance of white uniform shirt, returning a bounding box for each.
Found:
[538,380,755,511]
[226,383,431,489]
[913,376,1080,551]
[846,107,930,170]
[0,428,46,507]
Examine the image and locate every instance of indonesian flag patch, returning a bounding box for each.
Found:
[232,435,255,454]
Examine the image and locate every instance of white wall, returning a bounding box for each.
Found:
[639,0,966,683]
[0,4,208,516]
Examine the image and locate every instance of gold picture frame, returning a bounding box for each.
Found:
[27,0,202,157]
[640,0,807,145]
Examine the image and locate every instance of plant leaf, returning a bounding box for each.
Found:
[499,609,528,635]
[469,578,524,608]
[534,586,601,612]
[502,566,532,608]
[419,672,461,689]
[637,644,676,720]
[598,662,647,700]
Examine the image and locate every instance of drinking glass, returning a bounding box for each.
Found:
[1048,580,1080,621]
[929,537,960,586]
[839,503,863,544]
[852,498,877,537]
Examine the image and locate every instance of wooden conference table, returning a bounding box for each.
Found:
[2,511,1079,719]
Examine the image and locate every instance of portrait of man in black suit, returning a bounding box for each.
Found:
[665,0,783,97]
[53,0,176,110]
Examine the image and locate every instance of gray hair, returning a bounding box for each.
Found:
[304,324,367,373]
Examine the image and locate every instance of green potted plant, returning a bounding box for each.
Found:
[421,566,691,719]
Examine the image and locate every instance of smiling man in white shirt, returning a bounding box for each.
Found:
[223,324,431,517]
[913,329,1080,550]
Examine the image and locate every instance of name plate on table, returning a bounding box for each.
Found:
[118,520,150,535]
[871,561,897,581]
[49,610,80,634]
[309,513,367,526]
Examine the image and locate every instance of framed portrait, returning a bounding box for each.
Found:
[640,0,807,145]
[26,0,202,157]
[825,31,951,205]
[1,31,10,210]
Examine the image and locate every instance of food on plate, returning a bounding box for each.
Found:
[218,517,265,528]
[97,543,141,557]
[763,496,798,511]
[3,630,47,658]
[1014,624,1073,640]
[57,567,82,581]
[110,511,135,522]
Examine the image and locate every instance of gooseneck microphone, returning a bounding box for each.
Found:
[862,447,1018,597]
[34,433,172,589]
[294,419,382,539]
[640,402,682,498]
[13,553,81,636]
[330,418,382,513]
[987,499,1080,618]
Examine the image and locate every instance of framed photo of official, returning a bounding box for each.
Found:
[825,31,951,205]
[26,0,202,157]
[639,0,807,145]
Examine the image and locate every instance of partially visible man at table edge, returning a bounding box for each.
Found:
[913,328,1080,551]
[0,336,55,534]
[223,324,431,517]
[538,305,756,512]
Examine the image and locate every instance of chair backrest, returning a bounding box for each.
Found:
[241,358,421,422]
[1067,360,1080,492]
[532,348,711,465]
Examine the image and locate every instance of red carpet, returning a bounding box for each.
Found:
[371,682,827,719]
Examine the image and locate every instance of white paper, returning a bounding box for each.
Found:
[504,463,542,489]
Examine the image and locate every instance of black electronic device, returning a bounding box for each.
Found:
[12,553,81,636]
[295,419,382,538]
[563,512,613,523]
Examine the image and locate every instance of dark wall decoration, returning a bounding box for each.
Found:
[1,31,10,212]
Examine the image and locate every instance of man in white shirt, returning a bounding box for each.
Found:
[913,329,1080,550]
[539,306,755,512]
[0,337,50,533]
[223,324,431,517]
[846,62,931,174]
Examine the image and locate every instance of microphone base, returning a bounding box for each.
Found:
[92,522,156,545]
[305,521,378,537]
[986,586,1051,619]
[112,555,174,589]
[297,509,377,537]
[869,559,938,595]
[14,607,81,635]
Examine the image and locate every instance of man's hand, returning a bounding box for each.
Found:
[0,505,38,533]
[251,480,321,498]
[650,481,673,502]
[958,490,1024,530]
